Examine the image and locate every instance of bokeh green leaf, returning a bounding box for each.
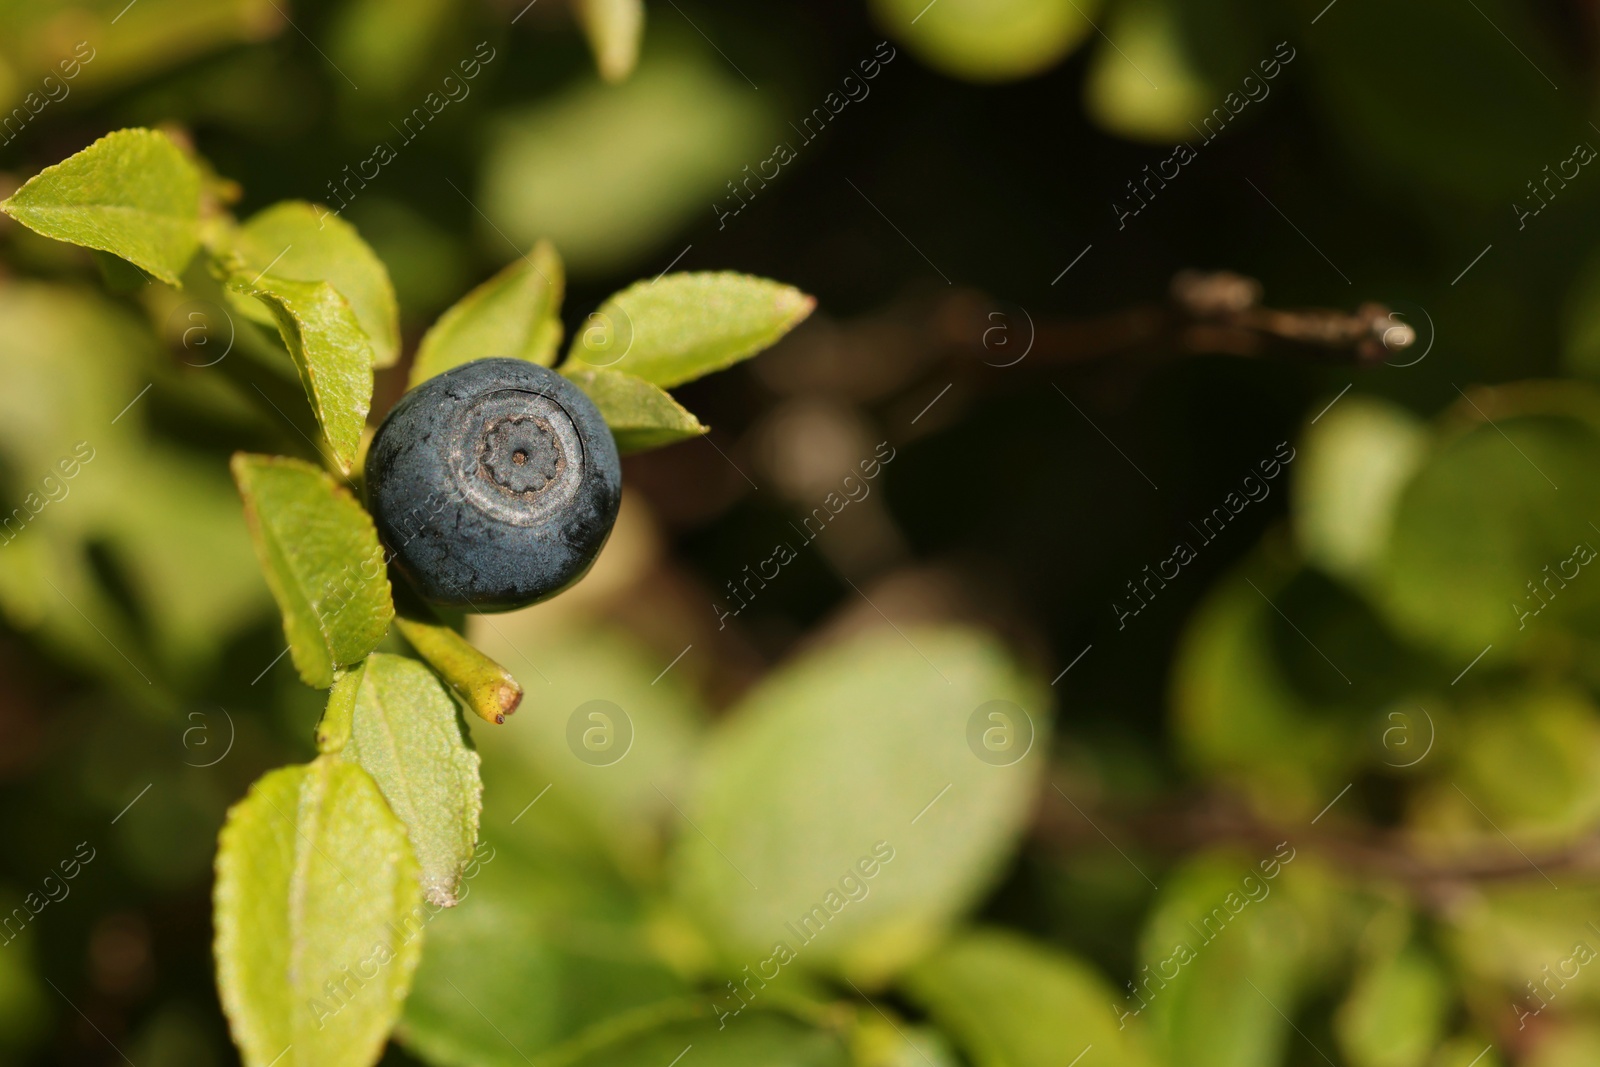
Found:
[870,0,1095,82]
[551,1007,851,1067]
[1292,396,1429,589]
[578,0,645,83]
[1375,405,1600,659]
[398,842,688,1067]
[670,626,1049,982]
[1083,0,1213,142]
[1335,936,1450,1067]
[1137,852,1350,1067]
[901,928,1161,1067]
[480,47,772,276]
[463,622,704,875]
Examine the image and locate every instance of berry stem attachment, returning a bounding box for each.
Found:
[394,613,523,725]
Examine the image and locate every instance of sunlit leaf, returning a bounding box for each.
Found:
[229,201,402,368]
[227,274,375,471]
[1292,396,1428,589]
[669,626,1049,982]
[565,272,813,388]
[231,454,394,688]
[0,128,200,284]
[411,242,564,388]
[1172,555,1368,815]
[578,0,645,82]
[1376,408,1600,658]
[1335,938,1450,1067]
[561,366,707,454]
[328,0,461,98]
[543,1006,851,1067]
[320,655,483,907]
[1421,686,1600,842]
[901,929,1161,1067]
[214,756,424,1067]
[1137,851,1351,1067]
[481,48,773,276]
[1084,0,1214,142]
[398,844,687,1067]
[870,0,1095,82]
[1447,882,1600,1018]
[462,623,703,876]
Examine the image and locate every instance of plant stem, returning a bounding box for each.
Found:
[394,613,523,725]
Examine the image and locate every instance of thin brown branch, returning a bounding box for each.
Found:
[943,270,1414,369]
[756,270,1416,408]
[1034,785,1595,906]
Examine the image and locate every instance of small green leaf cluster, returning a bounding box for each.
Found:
[1,126,812,1067]
[394,623,1145,1067]
[1140,385,1600,1067]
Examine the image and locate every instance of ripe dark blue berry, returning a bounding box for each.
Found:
[365,358,622,612]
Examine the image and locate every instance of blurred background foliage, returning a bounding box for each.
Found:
[4,0,1600,1064]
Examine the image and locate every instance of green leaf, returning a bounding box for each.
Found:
[0,282,267,689]
[1136,851,1350,1067]
[227,274,375,472]
[870,0,1096,82]
[0,128,201,285]
[669,626,1049,982]
[1375,407,1600,658]
[1292,397,1428,590]
[462,624,704,877]
[1447,881,1600,1014]
[1445,686,1600,839]
[410,241,565,388]
[231,454,394,688]
[566,272,814,388]
[538,1005,850,1067]
[560,366,707,454]
[1435,1038,1506,1067]
[1171,556,1364,816]
[398,845,689,1067]
[320,655,484,908]
[213,756,424,1067]
[851,1016,963,1067]
[327,0,460,98]
[578,0,644,82]
[901,929,1160,1067]
[481,49,774,276]
[1335,939,1450,1067]
[229,201,402,369]
[550,1011,851,1067]
[1084,0,1214,142]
